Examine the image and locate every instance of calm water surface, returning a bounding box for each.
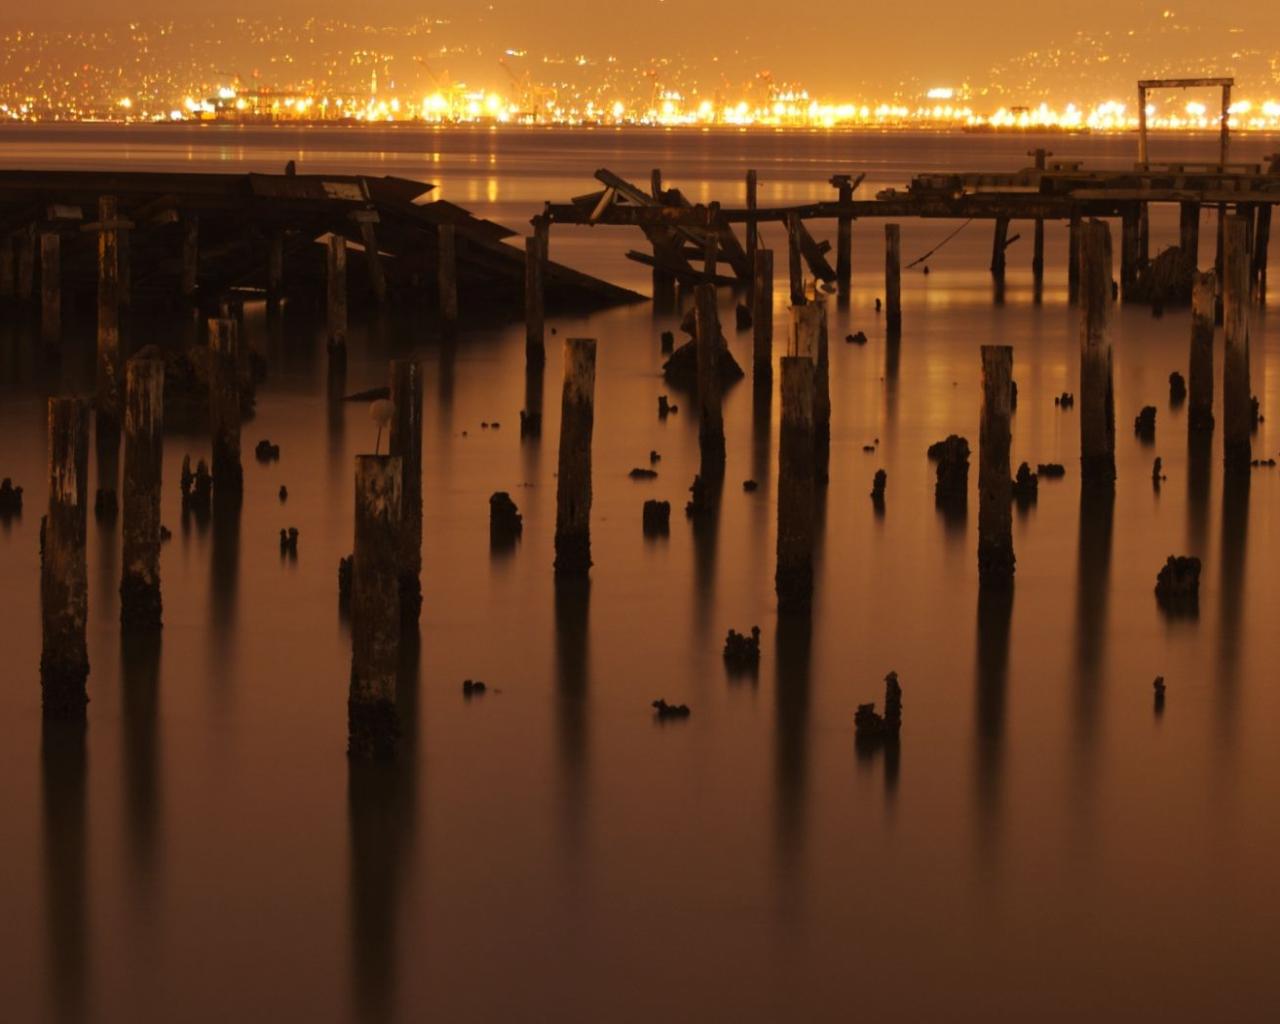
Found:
[1,125,1279,1022]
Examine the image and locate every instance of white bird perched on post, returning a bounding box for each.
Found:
[370,399,394,454]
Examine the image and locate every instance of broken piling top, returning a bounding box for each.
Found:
[554,337,597,577]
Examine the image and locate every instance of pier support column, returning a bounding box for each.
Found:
[752,249,773,384]
[1030,148,1047,287]
[349,454,403,760]
[355,214,386,307]
[1068,212,1081,304]
[1179,202,1200,267]
[1223,215,1252,474]
[745,170,758,301]
[979,345,1015,589]
[40,230,61,348]
[990,217,1009,281]
[835,176,854,297]
[1188,272,1216,433]
[327,234,348,365]
[389,359,423,625]
[437,223,458,337]
[786,213,804,306]
[95,197,122,444]
[120,352,165,633]
[885,224,902,336]
[554,338,596,578]
[267,229,284,315]
[775,356,815,614]
[41,397,90,718]
[525,217,548,368]
[181,215,198,303]
[1120,205,1141,302]
[695,284,726,481]
[1079,220,1116,486]
[208,318,242,502]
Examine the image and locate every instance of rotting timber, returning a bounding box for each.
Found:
[0,168,642,321]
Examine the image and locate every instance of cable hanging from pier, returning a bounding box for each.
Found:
[905,218,974,269]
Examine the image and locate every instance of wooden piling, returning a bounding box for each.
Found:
[1254,204,1270,303]
[96,197,122,438]
[389,359,423,623]
[16,225,35,302]
[1138,203,1150,270]
[181,216,198,302]
[752,249,773,383]
[349,454,403,760]
[745,170,758,299]
[554,338,596,577]
[208,318,242,501]
[1079,220,1116,486]
[1068,212,1081,304]
[703,203,719,282]
[786,213,804,306]
[41,397,90,718]
[1120,205,1141,302]
[1222,214,1252,473]
[775,356,815,613]
[267,229,284,313]
[355,214,387,306]
[1188,271,1216,433]
[1179,202,1200,266]
[120,352,165,633]
[695,283,726,481]
[327,233,348,354]
[835,177,854,297]
[978,345,1015,589]
[437,223,458,336]
[40,230,60,346]
[990,217,1009,282]
[885,224,902,336]
[525,218,548,366]
[1031,149,1047,284]
[790,301,829,484]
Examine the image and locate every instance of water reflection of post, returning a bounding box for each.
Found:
[121,633,161,893]
[973,588,1013,864]
[1216,472,1249,745]
[1072,484,1114,790]
[553,580,590,857]
[41,718,88,1024]
[773,611,813,878]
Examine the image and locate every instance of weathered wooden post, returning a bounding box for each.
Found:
[267,229,284,314]
[833,174,854,297]
[554,338,596,577]
[775,356,815,613]
[786,213,804,306]
[990,216,1010,284]
[389,359,423,623]
[93,197,123,444]
[695,284,726,481]
[120,352,164,633]
[16,225,36,302]
[745,170,758,299]
[42,397,90,718]
[703,203,719,283]
[181,215,198,302]
[348,454,403,760]
[752,249,773,383]
[1188,271,1216,433]
[208,318,242,501]
[979,346,1015,589]
[885,224,902,336]
[525,217,548,367]
[1139,203,1150,270]
[40,230,61,347]
[1121,205,1141,302]
[1079,220,1116,486]
[353,211,386,306]
[1030,148,1047,285]
[437,223,458,336]
[327,233,348,357]
[790,301,829,484]
[1222,214,1252,473]
[1068,211,1082,304]
[1180,202,1200,266]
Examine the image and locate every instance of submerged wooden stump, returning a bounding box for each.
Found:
[42,398,90,718]
[349,454,403,759]
[554,338,597,577]
[120,352,165,632]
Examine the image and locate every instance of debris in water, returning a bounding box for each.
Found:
[278,485,288,502]
[735,304,752,330]
[1134,405,1157,441]
[628,467,658,480]
[846,331,868,345]
[1169,372,1187,405]
[652,698,691,720]
[1250,395,1262,430]
[1155,556,1200,615]
[0,478,23,518]
[658,395,671,419]
[1251,457,1277,468]
[159,525,172,543]
[1036,462,1066,478]
[462,679,487,698]
[642,499,671,536]
[1011,462,1038,505]
[871,469,887,507]
[875,297,882,312]
[1152,457,1166,484]
[855,671,903,741]
[649,450,661,464]
[255,439,280,463]
[1153,676,1166,713]
[279,527,299,556]
[742,479,759,492]
[723,626,761,670]
[489,492,523,543]
[928,435,970,507]
[1055,392,1075,409]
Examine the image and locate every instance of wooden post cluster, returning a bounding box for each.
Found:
[1188,271,1216,432]
[1079,220,1116,486]
[95,197,123,440]
[694,283,726,481]
[327,234,348,356]
[40,230,61,347]
[775,356,815,614]
[978,346,1015,589]
[554,338,596,577]
[437,223,459,336]
[786,213,804,306]
[41,398,90,718]
[389,359,424,623]
[525,218,548,367]
[752,249,773,383]
[208,318,242,502]
[349,454,403,760]
[884,224,902,336]
[120,352,165,633]
[1222,214,1252,473]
